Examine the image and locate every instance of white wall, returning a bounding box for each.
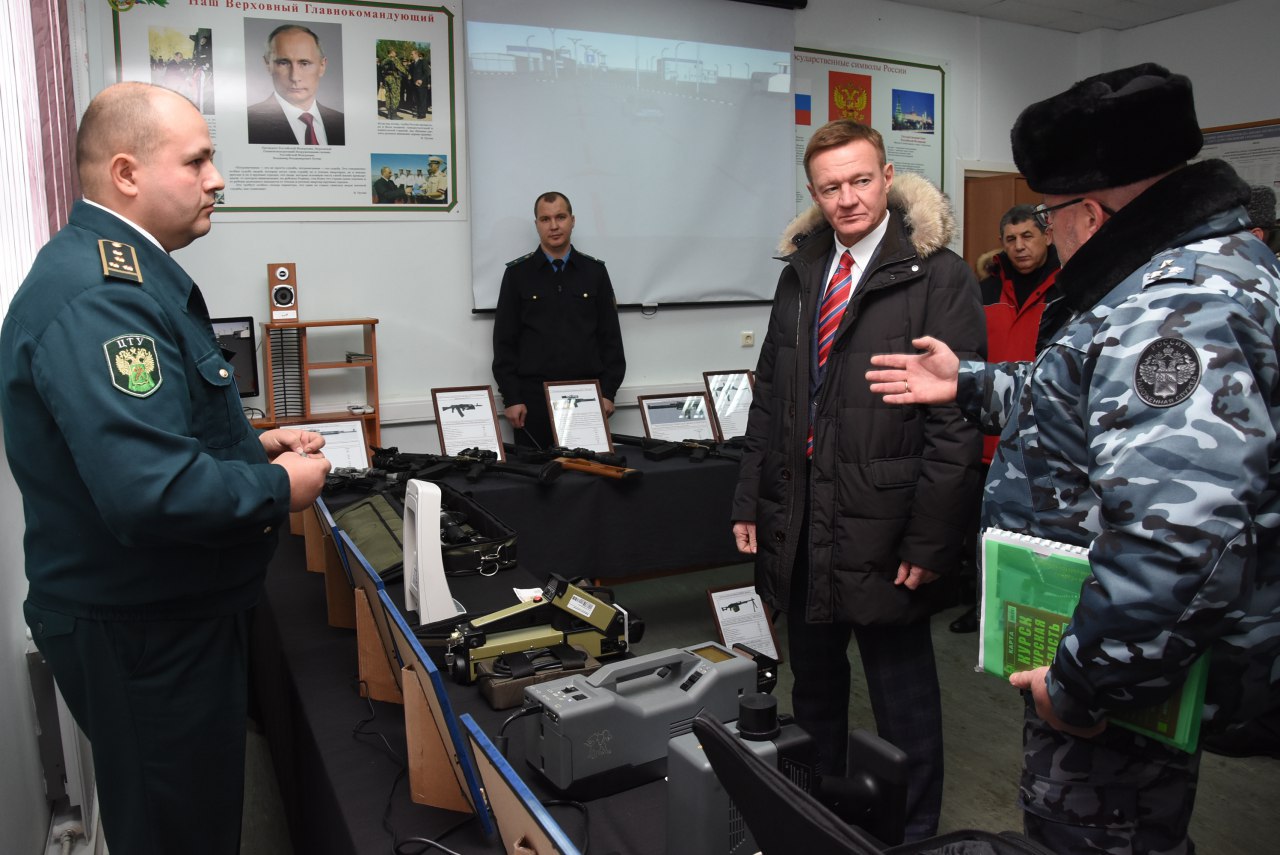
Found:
[4,1,1275,848]
[1107,0,1278,129]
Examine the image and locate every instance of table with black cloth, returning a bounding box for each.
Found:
[431,449,743,581]
[251,532,669,855]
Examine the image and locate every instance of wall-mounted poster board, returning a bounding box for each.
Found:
[793,47,945,215]
[102,0,462,219]
[1197,119,1280,195]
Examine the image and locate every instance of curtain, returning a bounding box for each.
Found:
[31,0,80,237]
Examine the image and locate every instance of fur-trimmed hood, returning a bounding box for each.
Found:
[776,172,956,258]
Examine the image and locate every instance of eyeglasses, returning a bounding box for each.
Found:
[1033,198,1117,230]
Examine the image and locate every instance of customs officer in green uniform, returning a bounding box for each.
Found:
[0,82,332,855]
[492,191,626,448]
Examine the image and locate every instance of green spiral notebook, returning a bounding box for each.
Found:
[979,528,1208,753]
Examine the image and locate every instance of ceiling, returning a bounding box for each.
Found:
[880,0,1239,34]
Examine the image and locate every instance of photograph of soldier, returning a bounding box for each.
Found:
[189,28,214,114]
[378,43,408,120]
[149,26,215,112]
[377,40,431,121]
[419,155,448,204]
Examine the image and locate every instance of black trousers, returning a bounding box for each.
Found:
[787,536,945,842]
[513,377,556,449]
[26,600,251,855]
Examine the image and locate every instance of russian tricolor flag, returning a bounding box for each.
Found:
[795,93,811,126]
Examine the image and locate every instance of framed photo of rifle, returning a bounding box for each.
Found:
[702,370,755,442]
[431,386,504,459]
[545,380,614,453]
[707,583,781,663]
[637,392,716,442]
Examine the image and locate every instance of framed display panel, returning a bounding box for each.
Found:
[293,419,370,469]
[379,589,495,829]
[637,392,716,442]
[431,385,504,458]
[706,583,781,663]
[545,380,613,453]
[460,714,582,855]
[703,370,755,442]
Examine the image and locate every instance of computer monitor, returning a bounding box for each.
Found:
[378,589,494,834]
[460,713,582,855]
[210,316,260,398]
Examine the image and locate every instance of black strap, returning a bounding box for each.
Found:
[550,643,587,670]
[498,651,537,679]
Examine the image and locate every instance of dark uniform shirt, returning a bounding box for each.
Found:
[491,244,626,403]
[0,201,291,618]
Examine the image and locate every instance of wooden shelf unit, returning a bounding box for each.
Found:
[257,318,381,449]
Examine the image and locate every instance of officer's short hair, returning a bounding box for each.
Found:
[535,191,572,216]
[77,82,164,190]
[999,204,1045,236]
[1247,185,1276,237]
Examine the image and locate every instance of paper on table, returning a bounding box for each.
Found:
[292,420,369,469]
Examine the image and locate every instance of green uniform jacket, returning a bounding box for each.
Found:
[0,201,291,619]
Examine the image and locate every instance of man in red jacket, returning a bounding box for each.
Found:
[950,205,1061,633]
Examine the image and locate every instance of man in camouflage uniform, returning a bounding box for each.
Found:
[867,63,1280,853]
[380,48,407,119]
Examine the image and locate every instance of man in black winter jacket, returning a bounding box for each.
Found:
[732,120,984,842]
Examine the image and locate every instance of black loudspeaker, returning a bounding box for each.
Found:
[267,262,299,321]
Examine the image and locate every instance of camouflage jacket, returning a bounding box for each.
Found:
[957,160,1280,732]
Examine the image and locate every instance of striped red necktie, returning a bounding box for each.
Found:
[808,250,854,457]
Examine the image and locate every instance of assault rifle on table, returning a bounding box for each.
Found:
[322,466,389,494]
[503,442,642,481]
[611,433,745,463]
[442,403,478,417]
[370,446,562,484]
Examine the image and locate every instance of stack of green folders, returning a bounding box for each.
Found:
[978,528,1208,753]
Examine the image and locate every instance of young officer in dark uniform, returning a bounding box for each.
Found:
[492,191,626,448]
[0,82,332,855]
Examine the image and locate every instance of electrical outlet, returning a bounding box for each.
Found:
[740,331,755,347]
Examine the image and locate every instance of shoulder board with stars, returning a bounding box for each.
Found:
[98,240,143,284]
[575,250,605,266]
[1141,255,1194,287]
[506,251,537,268]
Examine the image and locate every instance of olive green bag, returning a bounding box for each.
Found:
[331,494,404,580]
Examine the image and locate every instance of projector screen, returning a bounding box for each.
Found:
[464,0,796,309]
